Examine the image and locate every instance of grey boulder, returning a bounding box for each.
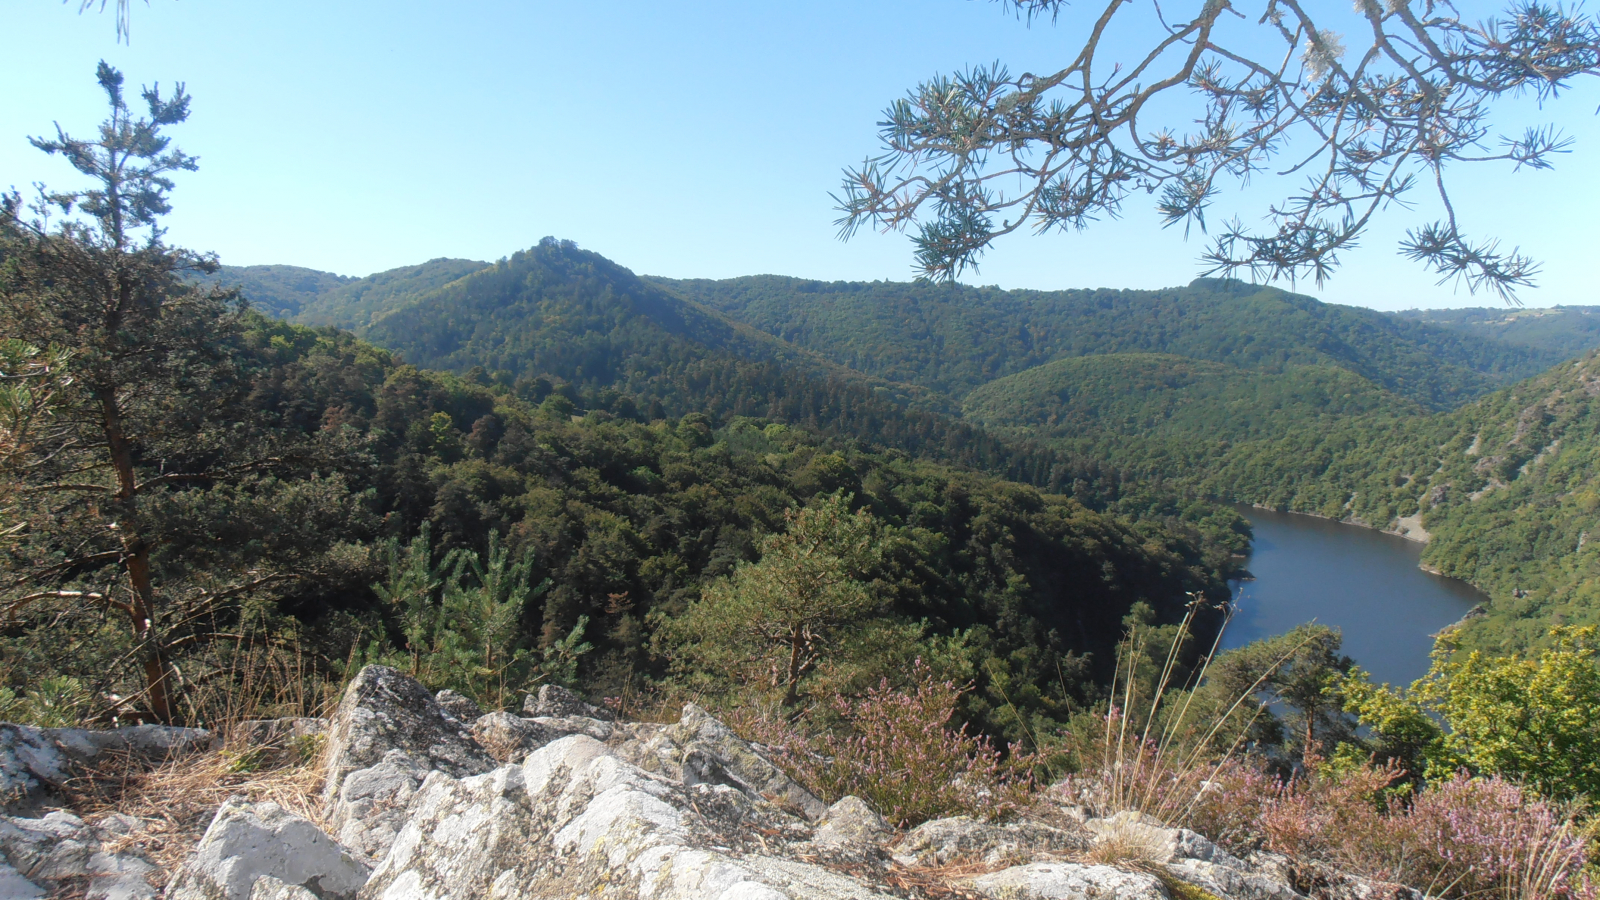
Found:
[431,691,482,724]
[0,723,215,815]
[625,703,826,822]
[521,683,614,721]
[166,799,368,900]
[326,750,432,866]
[970,862,1169,900]
[319,665,494,807]
[0,809,159,900]
[812,796,890,851]
[361,734,893,900]
[469,712,559,764]
[895,815,1085,867]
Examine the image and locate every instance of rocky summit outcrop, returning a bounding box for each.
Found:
[0,666,1432,900]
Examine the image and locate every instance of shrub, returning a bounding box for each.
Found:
[753,660,1038,828]
[1191,761,1595,900]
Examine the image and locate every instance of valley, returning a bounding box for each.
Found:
[216,245,1600,662]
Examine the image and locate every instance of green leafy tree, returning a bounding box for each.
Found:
[666,493,887,707]
[1339,627,1600,801]
[1419,626,1600,800]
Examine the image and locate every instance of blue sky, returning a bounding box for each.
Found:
[3,1,1595,310]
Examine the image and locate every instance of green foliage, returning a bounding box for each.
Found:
[1393,305,1600,361]
[661,494,888,706]
[196,258,490,329]
[370,523,565,708]
[1419,627,1600,801]
[2,63,372,722]
[659,275,1554,411]
[0,676,93,728]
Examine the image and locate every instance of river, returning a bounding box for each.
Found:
[1221,506,1488,687]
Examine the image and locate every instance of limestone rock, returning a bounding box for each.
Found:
[432,691,482,723]
[628,703,826,822]
[166,799,368,900]
[528,714,613,741]
[970,862,1169,900]
[0,809,159,900]
[0,723,215,815]
[469,712,559,763]
[360,734,892,900]
[522,683,614,721]
[1169,858,1308,900]
[0,858,42,899]
[327,750,432,866]
[895,815,1086,867]
[250,875,321,900]
[813,796,889,850]
[319,665,493,805]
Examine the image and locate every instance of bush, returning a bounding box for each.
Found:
[752,660,1038,827]
[1191,761,1595,900]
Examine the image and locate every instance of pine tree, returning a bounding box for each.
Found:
[0,63,360,722]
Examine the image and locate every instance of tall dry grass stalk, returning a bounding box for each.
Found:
[64,635,336,875]
[1068,597,1316,827]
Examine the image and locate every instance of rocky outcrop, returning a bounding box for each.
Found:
[431,691,482,723]
[522,684,614,721]
[624,703,827,822]
[361,733,889,899]
[468,712,559,764]
[320,666,495,807]
[0,666,1420,900]
[0,723,215,815]
[812,796,890,852]
[894,814,1088,867]
[0,809,161,900]
[971,862,1168,900]
[166,799,368,900]
[320,666,496,865]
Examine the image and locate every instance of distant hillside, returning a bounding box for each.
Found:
[358,239,1194,528]
[653,275,1559,411]
[206,258,489,330]
[196,264,353,318]
[962,353,1419,475]
[1391,306,1600,361]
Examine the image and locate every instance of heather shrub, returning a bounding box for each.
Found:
[752,660,1038,827]
[1191,761,1595,900]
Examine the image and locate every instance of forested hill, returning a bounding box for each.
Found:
[202,258,489,330]
[365,240,910,400]
[1391,306,1600,361]
[653,275,1559,411]
[351,239,1166,514]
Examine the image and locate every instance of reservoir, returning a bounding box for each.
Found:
[1222,506,1488,687]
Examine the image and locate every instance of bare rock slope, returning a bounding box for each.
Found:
[0,667,1423,900]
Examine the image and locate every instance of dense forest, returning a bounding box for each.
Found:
[5,237,1245,739]
[200,250,1600,660]
[654,274,1564,410]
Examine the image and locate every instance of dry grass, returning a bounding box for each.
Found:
[66,740,327,873]
[58,638,338,875]
[1081,814,1172,871]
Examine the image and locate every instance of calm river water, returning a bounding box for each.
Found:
[1221,506,1488,687]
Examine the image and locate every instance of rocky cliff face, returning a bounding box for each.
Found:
[0,668,1423,900]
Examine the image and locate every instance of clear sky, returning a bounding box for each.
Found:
[3,1,1595,310]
